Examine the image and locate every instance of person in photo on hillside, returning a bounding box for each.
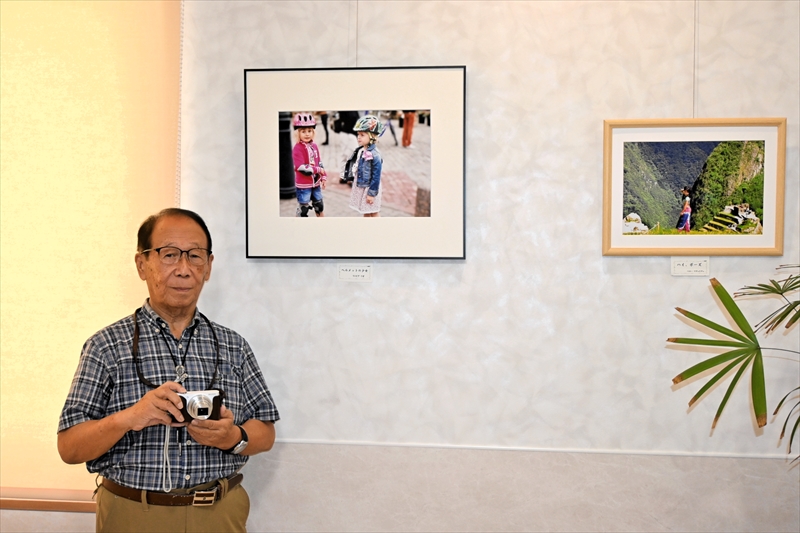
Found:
[676,186,692,233]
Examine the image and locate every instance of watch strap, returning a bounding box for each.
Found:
[222,425,248,454]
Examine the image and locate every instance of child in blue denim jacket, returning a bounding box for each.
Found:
[347,115,384,218]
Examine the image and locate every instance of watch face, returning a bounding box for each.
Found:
[232,440,248,454]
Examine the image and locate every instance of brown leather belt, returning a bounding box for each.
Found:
[101,473,243,507]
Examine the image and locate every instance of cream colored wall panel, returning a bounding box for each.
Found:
[0,0,180,495]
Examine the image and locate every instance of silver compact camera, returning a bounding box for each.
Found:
[173,390,224,422]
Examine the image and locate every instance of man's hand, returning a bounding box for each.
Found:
[124,381,187,431]
[186,405,239,450]
[58,381,187,464]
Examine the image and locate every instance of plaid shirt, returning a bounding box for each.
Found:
[58,301,279,491]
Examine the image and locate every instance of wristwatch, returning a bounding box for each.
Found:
[222,425,248,455]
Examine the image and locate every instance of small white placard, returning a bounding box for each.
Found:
[338,263,373,283]
[671,257,710,276]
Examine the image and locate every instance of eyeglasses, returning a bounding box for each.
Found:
[140,246,211,266]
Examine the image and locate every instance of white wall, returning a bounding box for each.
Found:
[175,3,799,529]
[181,0,798,456]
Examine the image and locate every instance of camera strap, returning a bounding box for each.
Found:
[156,325,193,384]
[162,427,174,492]
[132,308,221,390]
[132,308,222,493]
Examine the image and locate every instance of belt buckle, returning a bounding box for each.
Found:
[192,487,218,507]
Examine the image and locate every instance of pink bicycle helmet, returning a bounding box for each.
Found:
[293,113,316,129]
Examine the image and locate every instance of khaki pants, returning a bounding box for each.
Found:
[95,484,250,533]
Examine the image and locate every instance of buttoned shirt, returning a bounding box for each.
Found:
[58,301,279,491]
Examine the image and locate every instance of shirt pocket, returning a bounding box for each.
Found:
[215,365,246,424]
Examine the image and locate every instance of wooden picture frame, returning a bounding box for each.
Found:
[602,118,786,256]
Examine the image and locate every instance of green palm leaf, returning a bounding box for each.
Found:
[667,338,751,349]
[750,351,767,428]
[775,387,800,459]
[789,419,800,463]
[713,355,754,429]
[673,307,751,344]
[774,386,800,416]
[687,352,750,407]
[669,279,767,429]
[735,274,800,296]
[757,301,800,333]
[671,268,799,458]
[710,278,758,343]
[670,347,754,384]
[735,273,800,332]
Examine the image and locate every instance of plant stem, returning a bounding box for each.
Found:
[761,347,800,357]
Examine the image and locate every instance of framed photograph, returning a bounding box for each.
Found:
[244,66,466,259]
[602,118,787,256]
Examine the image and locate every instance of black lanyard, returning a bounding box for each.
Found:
[131,308,220,390]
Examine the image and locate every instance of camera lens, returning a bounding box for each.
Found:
[186,394,213,420]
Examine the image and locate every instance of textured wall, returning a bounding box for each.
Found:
[180,0,799,456]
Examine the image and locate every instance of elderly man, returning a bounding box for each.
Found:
[58,208,279,532]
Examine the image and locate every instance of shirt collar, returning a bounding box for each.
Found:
[141,299,202,332]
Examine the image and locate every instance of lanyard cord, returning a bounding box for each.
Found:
[132,308,221,493]
[131,308,220,390]
[156,324,193,383]
[162,428,174,492]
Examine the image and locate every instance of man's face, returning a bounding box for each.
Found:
[135,215,213,317]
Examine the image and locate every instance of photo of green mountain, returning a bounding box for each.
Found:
[622,140,765,235]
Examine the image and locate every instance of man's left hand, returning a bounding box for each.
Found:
[186,405,239,450]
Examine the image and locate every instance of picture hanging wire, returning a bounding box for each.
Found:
[175,0,186,207]
[351,1,359,67]
[692,0,699,119]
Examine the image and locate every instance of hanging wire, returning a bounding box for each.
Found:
[175,0,185,207]
[354,1,359,67]
[692,0,699,118]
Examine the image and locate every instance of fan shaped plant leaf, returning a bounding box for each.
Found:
[713,356,754,429]
[774,386,800,416]
[710,278,758,342]
[671,347,753,384]
[786,302,800,328]
[674,307,751,344]
[750,350,767,428]
[687,352,750,407]
[671,268,799,459]
[668,278,766,428]
[735,274,800,297]
[667,338,750,349]
[735,273,800,332]
[775,387,800,459]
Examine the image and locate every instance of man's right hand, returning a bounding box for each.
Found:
[58,381,188,464]
[125,381,188,431]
